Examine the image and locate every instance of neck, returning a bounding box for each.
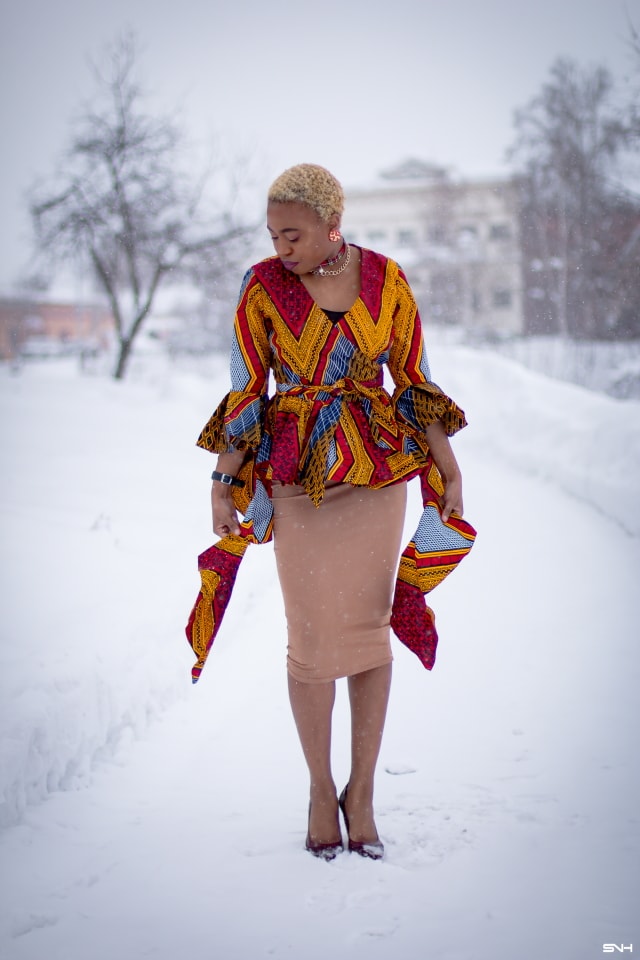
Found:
[312,240,348,276]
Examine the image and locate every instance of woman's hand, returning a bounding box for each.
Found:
[423,420,464,523]
[211,485,242,537]
[440,472,463,523]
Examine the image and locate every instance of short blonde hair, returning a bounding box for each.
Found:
[268,163,344,223]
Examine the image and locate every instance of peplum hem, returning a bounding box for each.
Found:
[196,378,468,510]
[266,381,397,505]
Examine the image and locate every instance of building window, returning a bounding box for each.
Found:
[490,223,511,241]
[397,229,417,247]
[24,313,45,332]
[458,226,478,246]
[493,289,512,308]
[428,224,447,245]
[429,271,462,325]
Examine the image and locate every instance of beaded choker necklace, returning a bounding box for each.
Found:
[312,240,350,277]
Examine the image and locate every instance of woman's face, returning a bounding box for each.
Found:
[267,201,337,275]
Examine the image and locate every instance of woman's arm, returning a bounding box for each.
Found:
[211,449,246,537]
[203,272,272,539]
[388,269,466,523]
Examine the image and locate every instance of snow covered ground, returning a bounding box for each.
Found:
[1,346,639,960]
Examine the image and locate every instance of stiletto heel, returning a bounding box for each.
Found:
[338,784,384,860]
[305,803,343,861]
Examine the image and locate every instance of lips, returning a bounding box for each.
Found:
[282,260,299,271]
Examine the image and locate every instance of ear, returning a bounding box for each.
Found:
[327,212,341,231]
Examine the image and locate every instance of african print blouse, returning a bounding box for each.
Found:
[186,249,477,683]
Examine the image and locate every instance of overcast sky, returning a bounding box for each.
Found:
[0,0,637,293]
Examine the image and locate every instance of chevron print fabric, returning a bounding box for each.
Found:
[186,248,476,682]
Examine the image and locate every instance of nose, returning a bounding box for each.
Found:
[273,236,293,258]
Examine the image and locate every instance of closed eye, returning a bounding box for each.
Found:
[267,231,300,242]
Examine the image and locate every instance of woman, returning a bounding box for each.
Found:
[186,163,475,861]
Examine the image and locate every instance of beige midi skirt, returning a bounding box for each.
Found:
[271,481,407,683]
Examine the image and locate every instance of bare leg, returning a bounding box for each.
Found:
[288,674,341,844]
[344,662,392,842]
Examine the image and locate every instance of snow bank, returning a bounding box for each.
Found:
[0,357,226,828]
[430,344,640,538]
[1,347,639,831]
[474,335,640,400]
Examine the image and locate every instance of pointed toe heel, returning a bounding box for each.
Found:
[305,835,343,861]
[338,785,384,861]
[305,803,343,861]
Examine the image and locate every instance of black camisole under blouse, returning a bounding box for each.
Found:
[322,309,345,323]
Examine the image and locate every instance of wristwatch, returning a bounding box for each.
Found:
[211,470,244,489]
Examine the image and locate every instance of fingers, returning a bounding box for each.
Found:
[212,502,241,537]
[440,493,463,524]
[215,521,241,537]
[210,484,240,536]
[214,518,241,537]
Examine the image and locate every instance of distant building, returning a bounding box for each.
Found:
[343,159,524,337]
[0,298,114,361]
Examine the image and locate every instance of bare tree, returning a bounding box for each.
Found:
[30,34,254,378]
[628,12,640,64]
[509,58,640,339]
[626,15,640,152]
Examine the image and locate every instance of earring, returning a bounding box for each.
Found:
[328,228,341,242]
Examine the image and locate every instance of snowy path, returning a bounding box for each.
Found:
[1,355,639,960]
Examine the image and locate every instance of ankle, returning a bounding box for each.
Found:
[309,779,337,801]
[344,778,374,809]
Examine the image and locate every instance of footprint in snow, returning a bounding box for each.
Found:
[384,762,417,775]
[349,915,400,941]
[11,913,59,939]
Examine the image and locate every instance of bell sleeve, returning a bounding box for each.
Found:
[196,271,271,454]
[388,269,467,437]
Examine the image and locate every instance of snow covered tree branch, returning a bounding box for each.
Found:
[508,58,640,340]
[29,33,254,378]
